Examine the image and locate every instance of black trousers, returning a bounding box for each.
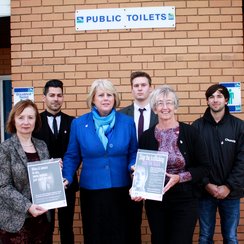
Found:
[145,183,199,244]
[80,187,131,244]
[128,200,143,244]
[47,183,77,244]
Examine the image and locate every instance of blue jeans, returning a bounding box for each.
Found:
[199,197,240,244]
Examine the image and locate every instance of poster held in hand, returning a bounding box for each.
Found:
[27,158,67,210]
[131,149,168,201]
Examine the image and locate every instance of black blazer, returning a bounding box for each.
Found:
[119,103,158,129]
[34,111,74,159]
[33,111,79,190]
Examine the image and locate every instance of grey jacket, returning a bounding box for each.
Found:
[0,134,49,233]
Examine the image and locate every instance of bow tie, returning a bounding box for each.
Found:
[45,110,62,117]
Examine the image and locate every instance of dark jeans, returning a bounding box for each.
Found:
[47,184,77,244]
[145,183,198,244]
[199,197,240,244]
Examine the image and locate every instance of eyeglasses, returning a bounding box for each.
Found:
[156,100,174,107]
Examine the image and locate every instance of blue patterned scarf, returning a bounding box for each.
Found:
[92,107,116,150]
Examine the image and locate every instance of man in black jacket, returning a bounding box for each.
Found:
[120,71,158,244]
[34,79,79,244]
[192,84,244,244]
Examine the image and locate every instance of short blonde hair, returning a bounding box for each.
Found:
[150,85,179,111]
[87,79,120,108]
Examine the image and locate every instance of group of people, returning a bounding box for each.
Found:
[0,71,243,244]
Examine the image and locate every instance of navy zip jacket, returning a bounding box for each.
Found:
[192,106,244,199]
[139,122,210,198]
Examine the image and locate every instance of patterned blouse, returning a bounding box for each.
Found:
[155,126,192,183]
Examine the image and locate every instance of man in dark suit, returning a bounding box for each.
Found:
[120,71,158,244]
[33,79,78,244]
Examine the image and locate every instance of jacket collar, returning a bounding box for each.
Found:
[11,134,29,164]
[11,134,48,163]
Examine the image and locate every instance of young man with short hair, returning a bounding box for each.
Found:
[192,84,244,244]
[34,79,78,244]
[120,71,158,244]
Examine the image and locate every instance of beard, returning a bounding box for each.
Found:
[210,104,225,113]
[48,103,62,112]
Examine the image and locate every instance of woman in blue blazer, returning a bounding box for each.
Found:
[63,79,138,244]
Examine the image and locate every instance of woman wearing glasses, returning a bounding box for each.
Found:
[132,85,210,244]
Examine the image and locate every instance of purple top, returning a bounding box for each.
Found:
[155,126,192,183]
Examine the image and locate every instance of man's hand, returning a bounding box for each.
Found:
[205,183,230,199]
[215,185,230,199]
[205,183,218,197]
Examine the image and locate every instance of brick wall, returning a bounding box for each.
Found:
[10,0,244,243]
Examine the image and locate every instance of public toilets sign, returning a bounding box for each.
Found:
[75,6,175,31]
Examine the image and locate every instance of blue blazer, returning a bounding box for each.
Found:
[63,111,138,190]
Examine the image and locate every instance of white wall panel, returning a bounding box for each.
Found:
[0,0,10,17]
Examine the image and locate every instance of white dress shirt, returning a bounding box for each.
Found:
[47,115,61,134]
[134,103,151,140]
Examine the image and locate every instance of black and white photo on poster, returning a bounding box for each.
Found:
[27,158,67,210]
[131,149,168,201]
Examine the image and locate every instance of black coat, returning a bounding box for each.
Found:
[192,106,244,199]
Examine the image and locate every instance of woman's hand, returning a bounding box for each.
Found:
[130,165,135,176]
[131,196,144,202]
[28,204,47,217]
[63,178,69,189]
[129,187,145,202]
[59,159,63,169]
[163,173,180,194]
